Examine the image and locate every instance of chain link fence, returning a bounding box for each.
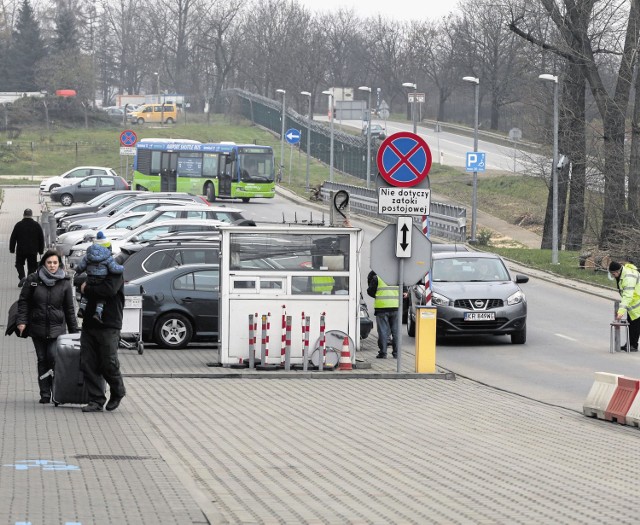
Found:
[222,88,374,182]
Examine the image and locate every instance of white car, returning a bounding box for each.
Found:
[55,212,147,256]
[67,218,225,269]
[40,166,119,193]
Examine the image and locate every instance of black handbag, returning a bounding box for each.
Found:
[5,300,28,338]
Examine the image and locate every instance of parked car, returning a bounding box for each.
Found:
[67,219,225,268]
[57,193,209,233]
[362,123,386,139]
[406,251,529,343]
[52,190,147,223]
[50,175,130,206]
[105,107,125,119]
[63,199,207,232]
[120,237,220,282]
[40,166,118,193]
[131,204,247,229]
[55,212,148,256]
[131,264,220,349]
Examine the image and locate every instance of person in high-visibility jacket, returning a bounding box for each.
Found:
[311,275,335,294]
[609,260,640,351]
[367,270,405,358]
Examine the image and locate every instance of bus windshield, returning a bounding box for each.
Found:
[239,152,274,183]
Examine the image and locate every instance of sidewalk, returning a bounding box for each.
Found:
[2,187,639,525]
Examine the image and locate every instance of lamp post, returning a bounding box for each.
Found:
[539,73,559,265]
[322,89,334,182]
[301,91,312,190]
[462,76,479,243]
[402,82,417,133]
[276,89,286,181]
[154,72,160,103]
[358,86,372,189]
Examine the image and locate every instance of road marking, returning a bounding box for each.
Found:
[555,333,578,342]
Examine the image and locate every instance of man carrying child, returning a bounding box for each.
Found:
[74,231,123,323]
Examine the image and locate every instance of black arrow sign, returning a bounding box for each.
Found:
[400,223,409,251]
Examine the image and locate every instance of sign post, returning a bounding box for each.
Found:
[285,129,301,184]
[374,132,433,372]
[119,130,138,183]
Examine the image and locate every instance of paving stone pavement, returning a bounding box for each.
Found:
[1,187,640,525]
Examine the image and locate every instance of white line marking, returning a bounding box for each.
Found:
[555,333,577,342]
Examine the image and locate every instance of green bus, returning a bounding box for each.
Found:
[132,139,276,202]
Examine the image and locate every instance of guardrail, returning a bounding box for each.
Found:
[321,182,467,242]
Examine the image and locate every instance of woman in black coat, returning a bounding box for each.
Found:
[17,249,79,404]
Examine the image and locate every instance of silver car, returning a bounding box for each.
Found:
[407,252,528,344]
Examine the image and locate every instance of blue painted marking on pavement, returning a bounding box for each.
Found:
[4,459,80,471]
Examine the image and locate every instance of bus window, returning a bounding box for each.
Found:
[203,153,218,178]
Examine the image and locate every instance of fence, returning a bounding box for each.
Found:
[320,182,467,242]
[223,89,374,181]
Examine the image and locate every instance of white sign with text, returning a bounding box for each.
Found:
[377,187,431,216]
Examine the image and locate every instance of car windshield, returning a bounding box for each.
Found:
[432,257,510,282]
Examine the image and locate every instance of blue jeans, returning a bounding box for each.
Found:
[376,310,399,355]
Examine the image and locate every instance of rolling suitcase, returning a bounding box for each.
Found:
[52,333,104,406]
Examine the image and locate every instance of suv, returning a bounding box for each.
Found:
[120,237,221,282]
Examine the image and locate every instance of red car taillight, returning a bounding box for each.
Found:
[120,177,130,190]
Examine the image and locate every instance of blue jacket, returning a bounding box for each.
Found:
[75,243,124,277]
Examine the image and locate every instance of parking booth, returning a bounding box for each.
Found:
[219,225,363,367]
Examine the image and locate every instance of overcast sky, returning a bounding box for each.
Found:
[295,0,458,22]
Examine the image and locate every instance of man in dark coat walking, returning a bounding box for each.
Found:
[10,208,44,287]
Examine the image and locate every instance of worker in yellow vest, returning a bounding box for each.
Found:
[367,271,405,358]
[609,260,640,351]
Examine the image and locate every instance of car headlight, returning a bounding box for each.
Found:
[507,290,526,306]
[359,305,368,317]
[68,224,82,231]
[71,249,86,257]
[431,291,451,306]
[60,220,70,228]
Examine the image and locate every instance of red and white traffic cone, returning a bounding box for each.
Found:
[338,336,352,371]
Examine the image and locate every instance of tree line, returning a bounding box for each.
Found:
[1,0,639,253]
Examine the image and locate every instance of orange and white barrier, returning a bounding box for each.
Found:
[604,377,639,425]
[583,372,623,419]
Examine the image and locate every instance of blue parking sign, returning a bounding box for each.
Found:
[466,152,486,172]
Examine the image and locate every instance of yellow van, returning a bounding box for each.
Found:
[129,103,178,124]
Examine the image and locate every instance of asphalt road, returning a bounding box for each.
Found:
[233,193,633,412]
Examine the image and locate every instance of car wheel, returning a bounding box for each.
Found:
[154,312,193,349]
[165,117,174,124]
[407,312,416,337]
[206,183,215,202]
[60,193,74,206]
[241,197,250,203]
[511,325,527,344]
[49,184,60,191]
[137,117,145,124]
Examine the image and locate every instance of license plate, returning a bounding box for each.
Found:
[464,312,495,321]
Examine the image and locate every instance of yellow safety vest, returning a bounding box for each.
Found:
[311,275,335,293]
[617,264,640,320]
[374,276,399,309]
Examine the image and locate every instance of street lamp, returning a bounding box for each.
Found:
[276,89,286,182]
[402,82,417,133]
[154,72,160,103]
[301,91,312,190]
[539,73,559,265]
[322,89,334,182]
[462,76,479,243]
[358,86,372,189]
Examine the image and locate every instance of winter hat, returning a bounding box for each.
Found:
[23,208,32,217]
[94,231,111,248]
[609,261,622,273]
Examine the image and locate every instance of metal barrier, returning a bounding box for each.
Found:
[320,182,467,242]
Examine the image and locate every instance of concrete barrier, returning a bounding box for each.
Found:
[583,372,623,419]
[604,377,639,425]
